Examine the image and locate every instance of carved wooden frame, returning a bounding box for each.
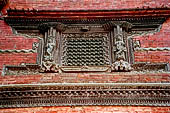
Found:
[3,8,170,74]
[37,21,134,73]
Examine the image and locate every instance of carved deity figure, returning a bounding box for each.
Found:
[46,37,55,60]
[111,24,132,72]
[114,41,127,60]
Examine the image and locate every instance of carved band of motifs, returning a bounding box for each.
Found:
[0,83,170,108]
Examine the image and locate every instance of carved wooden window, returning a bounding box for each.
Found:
[39,22,132,72]
[61,33,110,66]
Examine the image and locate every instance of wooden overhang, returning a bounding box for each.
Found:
[4,7,170,32]
[5,8,170,19]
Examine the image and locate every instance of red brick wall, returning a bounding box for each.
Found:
[0,106,170,113]
[0,0,170,112]
[134,18,170,64]
[2,0,170,13]
[0,20,38,75]
[0,73,170,85]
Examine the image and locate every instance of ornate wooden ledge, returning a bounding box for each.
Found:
[0,83,170,108]
[3,62,169,75]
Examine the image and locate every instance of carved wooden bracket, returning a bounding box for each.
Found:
[104,21,133,71]
[38,22,67,72]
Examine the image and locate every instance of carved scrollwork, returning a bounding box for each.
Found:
[41,61,59,72]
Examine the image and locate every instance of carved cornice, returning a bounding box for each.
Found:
[0,83,170,108]
[4,8,169,32]
[3,63,169,75]
[6,8,170,19]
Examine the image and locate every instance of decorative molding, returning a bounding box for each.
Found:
[0,49,36,53]
[135,47,170,51]
[4,64,40,75]
[4,8,168,33]
[133,62,169,72]
[0,83,170,108]
[6,8,170,20]
[0,41,39,53]
[61,66,109,72]
[13,30,43,39]
[3,62,169,75]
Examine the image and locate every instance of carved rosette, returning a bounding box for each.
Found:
[104,21,132,71]
[39,22,67,72]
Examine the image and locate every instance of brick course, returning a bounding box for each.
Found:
[0,106,170,113]
[2,0,170,12]
[134,18,170,48]
[0,73,170,85]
